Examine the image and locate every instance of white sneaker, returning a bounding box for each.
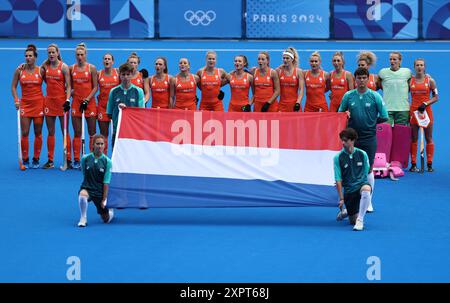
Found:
[353,219,364,231]
[106,209,114,224]
[78,217,87,227]
[367,202,374,213]
[336,208,348,221]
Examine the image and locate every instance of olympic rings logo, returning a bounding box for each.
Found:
[184,10,216,26]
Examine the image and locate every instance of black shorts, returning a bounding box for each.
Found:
[344,190,361,217]
[355,139,377,167]
[79,188,108,215]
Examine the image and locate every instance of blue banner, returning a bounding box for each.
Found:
[423,0,450,39]
[159,0,241,38]
[71,0,154,38]
[246,0,329,38]
[0,0,66,37]
[334,0,418,39]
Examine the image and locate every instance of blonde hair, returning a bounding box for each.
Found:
[358,51,377,67]
[310,51,321,62]
[76,42,87,53]
[206,50,217,58]
[128,52,141,64]
[332,51,345,66]
[284,47,299,67]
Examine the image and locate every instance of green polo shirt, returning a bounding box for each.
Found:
[80,153,112,199]
[338,88,388,142]
[334,147,370,194]
[106,83,145,133]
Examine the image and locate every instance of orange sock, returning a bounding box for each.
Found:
[66,133,72,161]
[47,135,55,161]
[89,135,94,152]
[104,139,108,156]
[73,136,81,161]
[410,142,418,165]
[21,136,29,161]
[426,143,434,164]
[33,134,42,160]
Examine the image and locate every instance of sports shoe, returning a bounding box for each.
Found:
[101,209,114,223]
[106,209,114,224]
[367,202,374,213]
[409,164,419,172]
[353,219,364,231]
[67,160,73,170]
[42,160,54,169]
[31,158,40,169]
[336,208,348,221]
[77,217,87,227]
[72,160,81,170]
[23,159,30,168]
[427,163,434,172]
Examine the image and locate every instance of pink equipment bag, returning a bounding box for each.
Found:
[376,123,393,162]
[390,124,412,169]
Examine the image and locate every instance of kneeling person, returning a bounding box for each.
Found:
[334,128,372,231]
[77,134,113,227]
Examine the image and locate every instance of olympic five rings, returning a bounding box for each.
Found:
[184,10,216,26]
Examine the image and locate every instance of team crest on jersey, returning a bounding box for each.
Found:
[230,79,235,84]
[100,78,104,82]
[99,168,105,173]
[319,77,323,82]
[177,84,182,88]
[73,72,77,76]
[57,70,61,74]
[341,79,344,83]
[357,162,363,166]
[130,98,135,103]
[425,83,429,87]
[89,111,95,116]
[306,77,309,81]
[411,84,415,88]
[255,77,259,81]
[164,81,168,85]
[243,79,247,83]
[137,79,141,83]
[152,82,156,87]
[113,76,117,80]
[202,75,206,79]
[293,76,296,80]
[35,74,39,78]
[190,81,194,86]
[85,72,88,76]
[365,103,371,107]
[21,75,26,79]
[266,76,270,80]
[215,75,218,80]
[39,111,44,116]
[280,76,284,80]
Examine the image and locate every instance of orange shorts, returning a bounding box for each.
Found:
[71,97,97,118]
[44,96,65,117]
[175,103,197,111]
[253,101,279,112]
[199,101,224,112]
[279,100,299,112]
[304,102,329,112]
[20,97,45,118]
[410,107,434,125]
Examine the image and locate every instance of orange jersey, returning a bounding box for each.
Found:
[19,66,45,117]
[97,68,119,121]
[410,76,434,124]
[71,64,96,117]
[367,74,377,91]
[253,68,274,103]
[175,74,197,110]
[279,68,299,112]
[44,61,66,116]
[329,70,350,112]
[229,72,250,107]
[131,71,144,89]
[200,68,221,103]
[150,74,170,109]
[304,70,328,112]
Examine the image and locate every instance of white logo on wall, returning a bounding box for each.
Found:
[184,10,216,26]
[67,0,81,21]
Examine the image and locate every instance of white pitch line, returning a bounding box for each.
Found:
[1,47,450,52]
